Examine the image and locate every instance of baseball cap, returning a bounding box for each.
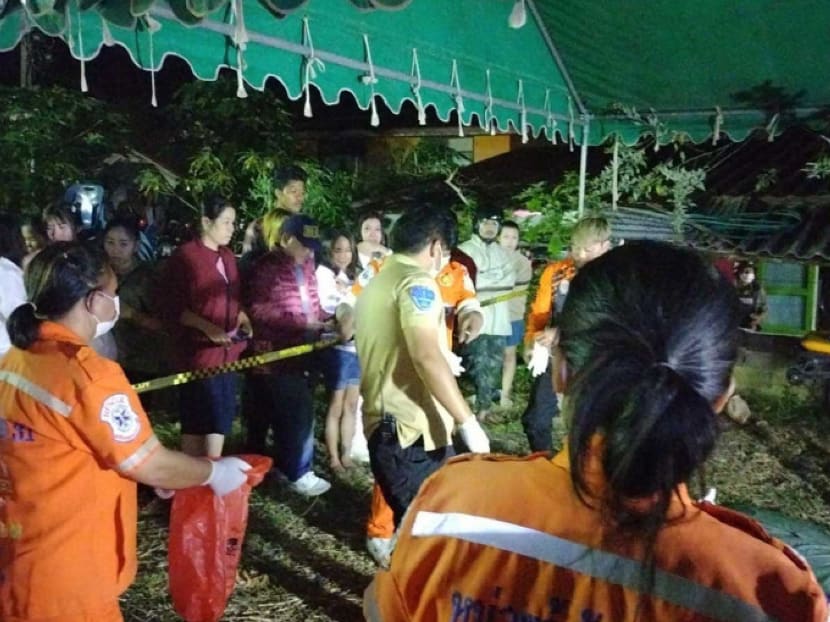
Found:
[282,214,322,254]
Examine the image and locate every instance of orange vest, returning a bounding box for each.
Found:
[352,257,478,347]
[366,446,828,622]
[525,257,577,347]
[434,260,478,345]
[0,322,160,620]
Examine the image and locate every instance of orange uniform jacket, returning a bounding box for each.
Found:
[366,446,828,622]
[524,257,576,348]
[0,322,160,621]
[351,258,479,345]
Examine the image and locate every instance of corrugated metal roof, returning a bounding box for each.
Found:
[359,128,830,262]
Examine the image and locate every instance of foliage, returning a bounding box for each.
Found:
[755,167,780,192]
[512,138,707,256]
[593,140,706,230]
[351,138,465,204]
[127,76,369,238]
[0,85,129,215]
[803,154,830,180]
[512,174,583,256]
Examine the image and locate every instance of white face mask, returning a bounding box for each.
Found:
[91,292,120,338]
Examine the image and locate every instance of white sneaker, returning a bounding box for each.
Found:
[366,536,393,568]
[350,444,371,465]
[289,472,331,497]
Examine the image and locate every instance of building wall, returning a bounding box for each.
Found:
[472,135,512,162]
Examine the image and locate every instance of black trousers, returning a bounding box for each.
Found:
[368,417,454,528]
[244,372,316,481]
[521,372,560,452]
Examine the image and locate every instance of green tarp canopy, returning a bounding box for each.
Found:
[1,0,828,146]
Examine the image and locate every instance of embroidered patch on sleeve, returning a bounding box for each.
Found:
[408,285,437,312]
[100,393,141,443]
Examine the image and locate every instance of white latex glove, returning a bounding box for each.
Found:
[203,456,252,497]
[444,350,465,376]
[458,417,490,453]
[527,341,550,377]
[699,487,717,504]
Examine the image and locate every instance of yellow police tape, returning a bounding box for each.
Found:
[479,288,528,307]
[131,338,339,394]
[131,288,529,394]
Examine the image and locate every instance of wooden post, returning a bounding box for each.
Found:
[19,33,33,89]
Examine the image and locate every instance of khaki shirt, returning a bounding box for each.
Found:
[355,254,454,450]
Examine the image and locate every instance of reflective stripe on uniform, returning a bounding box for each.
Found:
[0,370,72,417]
[117,435,160,473]
[411,511,777,622]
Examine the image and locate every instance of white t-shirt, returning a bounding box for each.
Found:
[0,257,27,356]
[316,264,356,352]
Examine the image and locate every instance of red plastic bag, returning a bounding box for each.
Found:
[168,454,272,622]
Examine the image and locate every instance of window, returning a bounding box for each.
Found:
[758,260,818,336]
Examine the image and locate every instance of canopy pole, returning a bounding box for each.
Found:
[611,135,619,211]
[577,118,590,217]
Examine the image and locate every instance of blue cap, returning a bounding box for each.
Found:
[282,214,322,255]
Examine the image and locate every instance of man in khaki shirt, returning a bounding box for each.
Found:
[355,205,490,527]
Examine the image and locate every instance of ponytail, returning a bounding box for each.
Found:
[10,242,105,351]
[558,241,739,524]
[8,303,42,351]
[557,242,739,614]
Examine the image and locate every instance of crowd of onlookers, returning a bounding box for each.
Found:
[3,164,822,622]
[0,164,770,500]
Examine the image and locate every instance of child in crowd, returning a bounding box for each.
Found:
[316,232,361,473]
[498,219,533,409]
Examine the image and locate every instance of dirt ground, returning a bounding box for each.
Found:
[122,361,830,621]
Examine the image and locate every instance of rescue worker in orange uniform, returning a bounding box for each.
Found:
[0,242,252,622]
[365,241,829,622]
[522,216,610,451]
[339,208,484,568]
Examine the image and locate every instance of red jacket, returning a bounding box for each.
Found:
[244,250,325,372]
[161,238,245,370]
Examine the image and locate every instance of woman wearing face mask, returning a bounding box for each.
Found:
[0,242,251,622]
[161,196,252,458]
[734,261,768,331]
